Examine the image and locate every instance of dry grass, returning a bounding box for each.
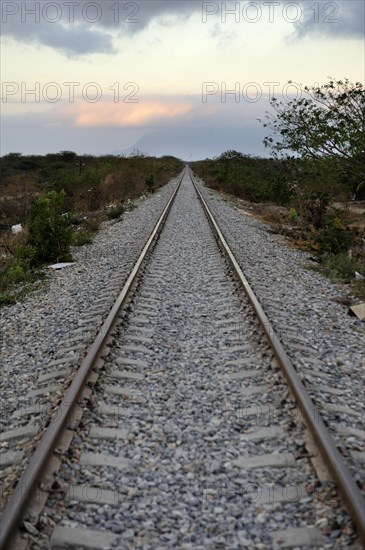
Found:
[0,154,184,305]
[0,230,27,261]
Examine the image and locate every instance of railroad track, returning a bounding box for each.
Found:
[0,167,364,549]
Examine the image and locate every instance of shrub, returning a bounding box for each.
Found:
[289,208,298,223]
[315,217,352,255]
[269,172,293,205]
[243,178,271,202]
[145,174,155,193]
[193,155,293,205]
[15,244,36,263]
[27,191,73,265]
[6,263,27,285]
[47,170,80,197]
[320,253,364,284]
[0,293,16,306]
[73,230,93,246]
[107,204,125,220]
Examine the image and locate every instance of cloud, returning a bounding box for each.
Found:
[209,23,237,48]
[37,25,116,56]
[68,99,194,127]
[60,91,269,129]
[293,0,365,40]
[2,18,116,57]
[0,0,200,56]
[0,92,270,157]
[2,1,363,57]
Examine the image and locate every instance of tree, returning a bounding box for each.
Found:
[3,152,22,159]
[260,78,365,186]
[58,150,77,162]
[217,150,244,161]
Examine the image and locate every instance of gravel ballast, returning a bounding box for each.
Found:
[0,169,363,548]
[193,174,365,492]
[34,172,359,549]
[0,177,180,505]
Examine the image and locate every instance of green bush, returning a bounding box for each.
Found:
[27,191,73,265]
[243,178,271,202]
[315,217,352,255]
[193,154,293,205]
[6,263,27,285]
[320,253,364,283]
[107,204,125,220]
[145,174,155,193]
[303,191,331,230]
[0,293,16,306]
[15,244,36,263]
[47,169,80,197]
[289,208,298,223]
[73,230,93,246]
[269,172,293,205]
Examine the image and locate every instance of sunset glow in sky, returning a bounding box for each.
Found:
[1,1,364,159]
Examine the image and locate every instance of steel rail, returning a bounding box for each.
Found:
[0,170,185,549]
[189,167,365,544]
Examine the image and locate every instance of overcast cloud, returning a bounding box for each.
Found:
[1,1,364,56]
[1,1,200,56]
[293,0,364,40]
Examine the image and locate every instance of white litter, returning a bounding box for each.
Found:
[11,224,23,234]
[48,263,75,270]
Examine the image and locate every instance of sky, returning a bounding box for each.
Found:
[1,0,364,160]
